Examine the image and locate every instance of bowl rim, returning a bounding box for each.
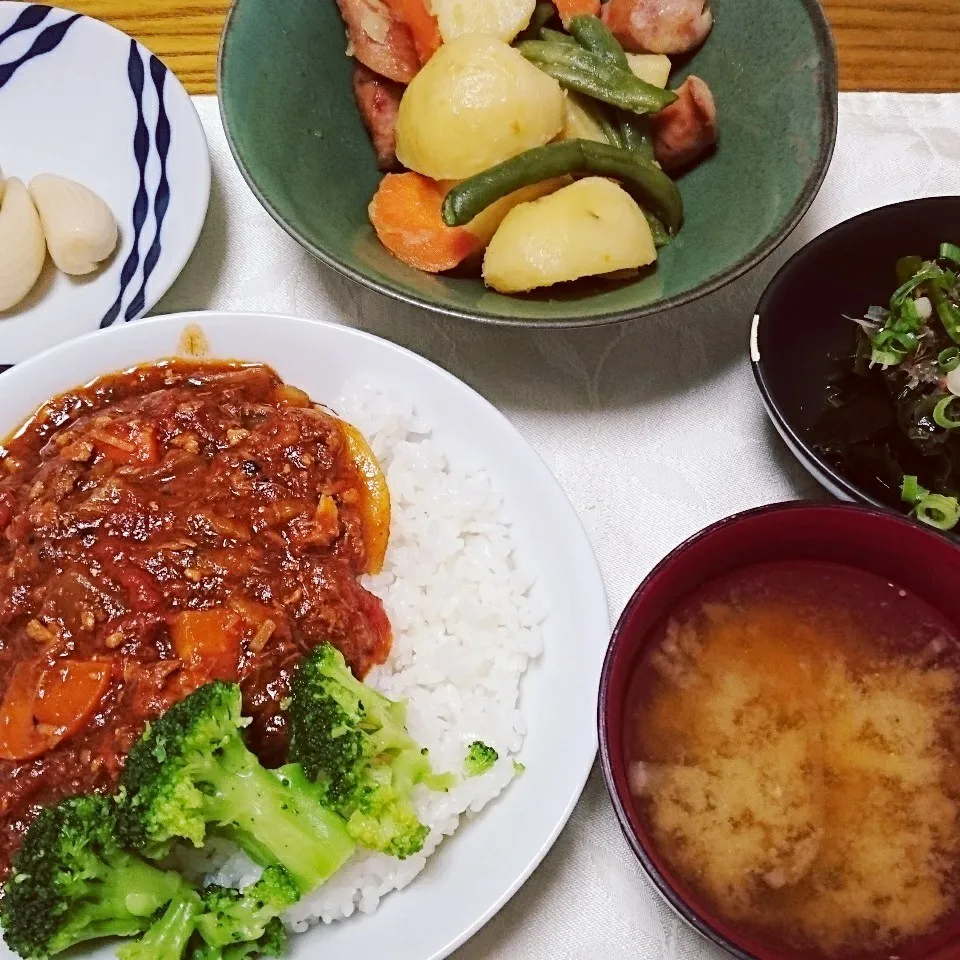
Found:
[595,499,957,960]
[215,0,839,329]
[750,195,960,511]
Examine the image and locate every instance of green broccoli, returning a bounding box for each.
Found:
[287,643,455,859]
[191,917,286,960]
[116,890,203,960]
[0,795,196,960]
[463,741,498,777]
[194,866,297,952]
[117,681,355,893]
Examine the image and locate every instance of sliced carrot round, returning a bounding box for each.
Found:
[368,173,481,273]
[552,0,601,28]
[386,0,442,64]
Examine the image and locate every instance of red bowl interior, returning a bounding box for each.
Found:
[598,501,960,960]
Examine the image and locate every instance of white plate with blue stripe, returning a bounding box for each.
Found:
[0,2,209,367]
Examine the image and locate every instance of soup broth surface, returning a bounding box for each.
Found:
[626,561,960,959]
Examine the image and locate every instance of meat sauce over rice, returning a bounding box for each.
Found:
[0,360,391,874]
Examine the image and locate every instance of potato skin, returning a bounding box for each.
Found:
[432,0,536,43]
[482,177,657,293]
[395,35,564,180]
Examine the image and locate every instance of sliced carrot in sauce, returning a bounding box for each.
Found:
[170,609,242,683]
[340,421,391,575]
[89,421,159,466]
[386,0,442,64]
[35,661,111,730]
[552,0,600,27]
[0,659,110,762]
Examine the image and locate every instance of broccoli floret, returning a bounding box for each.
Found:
[287,643,455,859]
[118,681,355,893]
[463,742,498,777]
[191,917,286,960]
[116,890,203,960]
[0,795,194,960]
[195,867,297,951]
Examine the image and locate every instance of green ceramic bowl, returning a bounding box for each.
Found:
[218,0,838,327]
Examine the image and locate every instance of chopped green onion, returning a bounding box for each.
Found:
[870,347,905,368]
[896,255,925,286]
[939,347,960,372]
[933,395,960,429]
[932,285,960,345]
[899,297,920,324]
[901,475,930,505]
[913,494,960,531]
[890,263,943,308]
[940,242,960,266]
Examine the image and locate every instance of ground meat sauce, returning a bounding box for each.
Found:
[0,360,392,875]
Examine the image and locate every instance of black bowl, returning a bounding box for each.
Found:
[751,196,960,509]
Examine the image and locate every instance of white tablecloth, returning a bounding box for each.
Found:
[157,93,960,960]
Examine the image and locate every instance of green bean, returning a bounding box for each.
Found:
[540,28,578,45]
[643,211,671,248]
[568,15,629,69]
[517,40,677,115]
[620,114,655,160]
[577,97,625,148]
[517,2,556,42]
[441,139,683,235]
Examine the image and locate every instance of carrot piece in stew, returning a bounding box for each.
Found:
[35,661,111,730]
[552,0,601,27]
[170,609,242,683]
[340,421,391,575]
[0,659,110,761]
[368,173,482,274]
[386,0,442,64]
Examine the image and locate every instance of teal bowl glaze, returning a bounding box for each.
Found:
[218,0,838,327]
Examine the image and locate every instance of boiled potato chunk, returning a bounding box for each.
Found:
[396,35,564,180]
[626,53,671,88]
[560,92,608,144]
[431,0,535,43]
[462,177,571,246]
[483,177,656,293]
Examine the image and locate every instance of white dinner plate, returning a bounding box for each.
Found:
[0,311,609,960]
[0,3,209,365]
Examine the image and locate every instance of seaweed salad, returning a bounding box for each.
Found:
[813,242,960,531]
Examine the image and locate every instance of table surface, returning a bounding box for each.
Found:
[53,0,960,96]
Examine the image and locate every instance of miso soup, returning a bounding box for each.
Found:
[625,561,960,959]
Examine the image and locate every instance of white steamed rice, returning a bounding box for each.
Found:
[201,381,544,930]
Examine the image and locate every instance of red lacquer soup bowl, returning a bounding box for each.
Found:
[598,501,960,960]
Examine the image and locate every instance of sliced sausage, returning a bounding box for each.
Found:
[353,63,404,171]
[601,0,713,55]
[336,0,419,84]
[650,76,718,172]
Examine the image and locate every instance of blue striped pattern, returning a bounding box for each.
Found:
[0,6,79,91]
[125,56,171,321]
[0,6,176,371]
[100,41,171,328]
[0,4,81,372]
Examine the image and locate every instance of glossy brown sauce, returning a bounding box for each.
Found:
[0,360,391,874]
[625,561,960,959]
